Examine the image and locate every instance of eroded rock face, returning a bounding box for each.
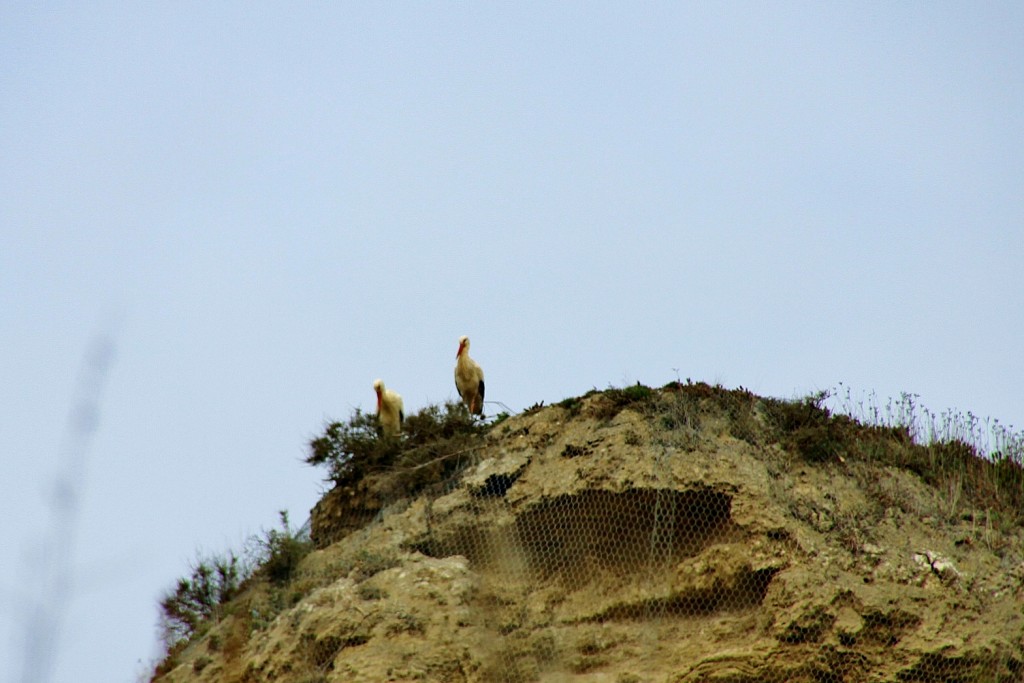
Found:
[309,478,384,549]
[155,390,1024,683]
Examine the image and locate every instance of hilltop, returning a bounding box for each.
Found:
[151,382,1024,682]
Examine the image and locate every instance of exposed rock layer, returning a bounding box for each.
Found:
[154,387,1024,682]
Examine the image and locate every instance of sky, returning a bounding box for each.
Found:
[2,3,1022,682]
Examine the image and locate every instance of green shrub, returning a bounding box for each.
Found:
[401,401,483,446]
[760,391,854,462]
[249,510,313,586]
[588,383,656,421]
[306,408,399,484]
[306,401,487,491]
[159,550,245,647]
[158,509,313,655]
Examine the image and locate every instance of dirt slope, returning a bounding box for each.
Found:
[153,384,1024,682]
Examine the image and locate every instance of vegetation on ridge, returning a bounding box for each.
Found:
[151,379,1024,680]
[306,400,488,493]
[546,379,1024,523]
[156,511,313,675]
[154,403,488,675]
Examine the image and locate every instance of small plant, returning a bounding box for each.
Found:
[760,391,858,462]
[557,395,584,414]
[386,610,425,636]
[350,548,400,581]
[653,387,702,449]
[357,583,385,601]
[618,382,655,403]
[157,508,313,665]
[159,550,246,648]
[248,510,313,586]
[401,401,483,445]
[523,400,547,415]
[561,389,606,417]
[192,655,213,674]
[590,383,656,421]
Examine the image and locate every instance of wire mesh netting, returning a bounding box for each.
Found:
[296,385,1023,682]
[152,384,1024,682]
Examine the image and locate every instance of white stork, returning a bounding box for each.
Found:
[373,378,404,437]
[454,335,485,416]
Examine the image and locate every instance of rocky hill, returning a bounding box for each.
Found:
[151,382,1024,682]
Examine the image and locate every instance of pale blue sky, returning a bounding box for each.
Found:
[2,3,1022,682]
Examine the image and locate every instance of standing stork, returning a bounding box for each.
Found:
[373,379,404,437]
[454,335,485,416]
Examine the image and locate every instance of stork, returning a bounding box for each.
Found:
[454,335,485,416]
[373,379,404,437]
